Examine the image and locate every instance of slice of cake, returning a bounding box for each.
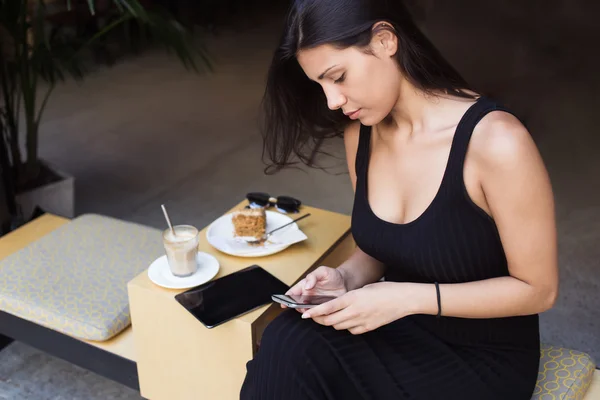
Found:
[232,208,266,239]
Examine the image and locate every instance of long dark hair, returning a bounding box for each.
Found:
[261,0,476,174]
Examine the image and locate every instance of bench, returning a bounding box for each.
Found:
[0,213,163,391]
[0,212,598,399]
[535,344,598,399]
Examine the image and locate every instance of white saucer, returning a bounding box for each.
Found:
[206,210,308,258]
[147,252,220,290]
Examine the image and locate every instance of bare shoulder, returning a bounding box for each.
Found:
[469,110,542,172]
[467,109,554,222]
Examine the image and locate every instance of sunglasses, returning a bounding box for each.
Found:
[245,192,302,213]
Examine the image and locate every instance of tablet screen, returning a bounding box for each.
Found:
[174,265,289,328]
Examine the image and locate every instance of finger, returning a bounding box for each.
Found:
[304,266,330,290]
[349,326,368,335]
[302,297,346,319]
[286,279,305,296]
[303,274,317,290]
[333,319,360,331]
[313,308,354,328]
[312,308,360,329]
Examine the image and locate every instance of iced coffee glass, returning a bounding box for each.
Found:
[162,225,199,277]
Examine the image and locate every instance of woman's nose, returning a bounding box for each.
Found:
[325,89,346,111]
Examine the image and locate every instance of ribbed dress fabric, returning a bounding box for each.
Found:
[240,97,540,400]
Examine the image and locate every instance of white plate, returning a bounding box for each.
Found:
[148,252,220,289]
[206,210,307,258]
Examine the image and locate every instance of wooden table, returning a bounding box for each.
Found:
[128,201,355,400]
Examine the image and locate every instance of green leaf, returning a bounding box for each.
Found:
[86,0,96,15]
[114,0,149,21]
[0,0,213,174]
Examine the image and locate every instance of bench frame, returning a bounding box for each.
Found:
[0,310,139,392]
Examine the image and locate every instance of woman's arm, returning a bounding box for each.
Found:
[337,248,386,291]
[411,112,558,318]
[408,276,555,318]
[303,273,555,334]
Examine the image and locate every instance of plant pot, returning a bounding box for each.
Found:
[15,161,75,219]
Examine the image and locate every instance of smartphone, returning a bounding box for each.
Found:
[272,294,337,309]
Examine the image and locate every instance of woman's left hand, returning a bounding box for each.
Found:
[301,281,415,335]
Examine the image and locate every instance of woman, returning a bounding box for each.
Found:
[241,0,558,399]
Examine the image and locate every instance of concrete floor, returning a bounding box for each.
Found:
[1,1,599,398]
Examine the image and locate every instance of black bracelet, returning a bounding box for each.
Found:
[434,282,442,318]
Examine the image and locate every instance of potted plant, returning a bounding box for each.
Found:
[0,0,211,229]
[0,109,17,234]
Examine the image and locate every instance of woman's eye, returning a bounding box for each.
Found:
[334,73,346,84]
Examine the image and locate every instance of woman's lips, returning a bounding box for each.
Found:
[345,109,361,120]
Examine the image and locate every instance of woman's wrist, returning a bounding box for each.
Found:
[336,265,354,291]
[405,283,440,316]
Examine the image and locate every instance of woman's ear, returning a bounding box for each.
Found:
[370,21,398,57]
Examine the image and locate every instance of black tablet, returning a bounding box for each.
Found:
[174,265,289,329]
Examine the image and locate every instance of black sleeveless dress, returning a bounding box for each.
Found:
[240,97,540,400]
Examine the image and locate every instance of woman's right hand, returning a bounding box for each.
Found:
[283,266,348,313]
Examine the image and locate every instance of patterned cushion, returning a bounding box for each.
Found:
[0,214,164,341]
[533,344,596,399]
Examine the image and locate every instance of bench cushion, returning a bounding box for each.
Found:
[0,214,164,341]
[533,344,596,399]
